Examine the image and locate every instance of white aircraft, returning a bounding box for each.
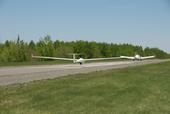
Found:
[120,54,155,61]
[32,54,120,65]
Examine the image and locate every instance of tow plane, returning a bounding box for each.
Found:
[120,54,155,61]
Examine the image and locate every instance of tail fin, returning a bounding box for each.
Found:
[68,53,80,63]
[72,54,76,63]
[31,53,34,58]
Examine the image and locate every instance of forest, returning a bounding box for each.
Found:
[0,35,169,62]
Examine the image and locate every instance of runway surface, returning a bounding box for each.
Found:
[0,59,169,86]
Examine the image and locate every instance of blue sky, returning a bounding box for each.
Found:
[0,0,170,52]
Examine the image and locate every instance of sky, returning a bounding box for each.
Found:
[0,0,170,52]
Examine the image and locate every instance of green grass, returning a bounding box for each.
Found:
[0,60,72,67]
[0,62,170,114]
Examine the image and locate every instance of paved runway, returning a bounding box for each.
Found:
[0,59,169,86]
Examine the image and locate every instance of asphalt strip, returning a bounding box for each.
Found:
[0,59,169,86]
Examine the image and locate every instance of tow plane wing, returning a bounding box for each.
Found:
[141,56,155,60]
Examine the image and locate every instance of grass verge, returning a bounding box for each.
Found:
[0,62,170,114]
[0,60,72,67]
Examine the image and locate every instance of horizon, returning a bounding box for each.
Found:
[1,35,168,54]
[0,0,170,52]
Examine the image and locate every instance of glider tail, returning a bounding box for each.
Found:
[73,54,76,63]
[68,53,80,63]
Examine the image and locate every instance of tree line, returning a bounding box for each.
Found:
[0,35,169,62]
